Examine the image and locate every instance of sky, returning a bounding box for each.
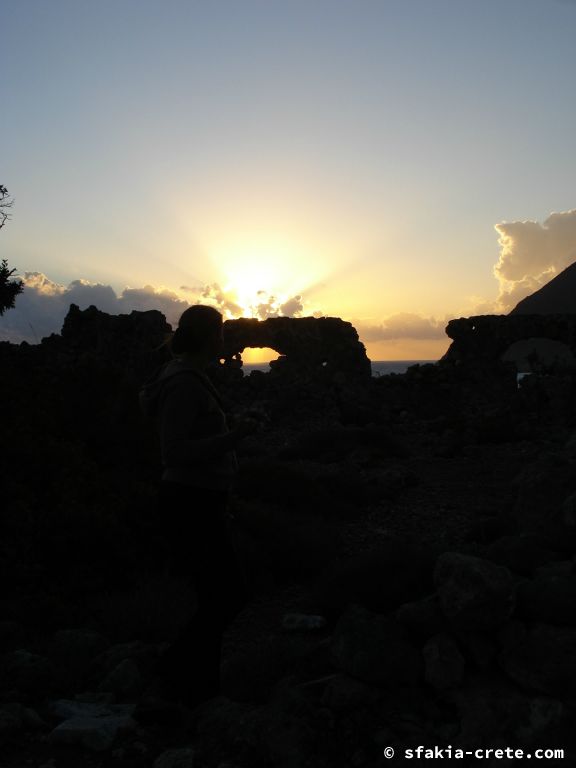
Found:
[2,0,576,361]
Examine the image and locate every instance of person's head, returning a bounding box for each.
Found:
[170,305,224,360]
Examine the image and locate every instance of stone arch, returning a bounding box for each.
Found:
[501,338,576,373]
[443,315,576,372]
[221,316,371,379]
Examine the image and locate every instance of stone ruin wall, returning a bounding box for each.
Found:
[54,304,372,380]
[443,314,576,369]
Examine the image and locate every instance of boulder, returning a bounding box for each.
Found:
[0,622,25,653]
[434,552,516,631]
[516,576,576,626]
[49,628,110,690]
[97,658,143,699]
[330,604,422,686]
[395,594,445,642]
[320,673,379,713]
[499,623,576,696]
[0,707,23,745]
[311,539,435,621]
[48,712,136,751]
[221,634,333,703]
[423,633,465,690]
[154,747,196,768]
[484,535,564,577]
[0,650,55,700]
[513,454,576,550]
[451,675,566,750]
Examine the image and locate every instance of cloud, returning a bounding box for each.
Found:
[0,273,314,344]
[493,209,576,311]
[355,313,446,343]
[279,295,304,317]
[247,291,306,320]
[0,273,191,344]
[198,282,244,317]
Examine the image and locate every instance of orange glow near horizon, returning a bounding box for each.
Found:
[231,339,449,365]
[240,347,281,364]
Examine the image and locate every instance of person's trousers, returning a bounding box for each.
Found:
[155,481,248,701]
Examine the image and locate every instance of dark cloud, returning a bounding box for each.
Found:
[0,273,192,343]
[494,209,576,311]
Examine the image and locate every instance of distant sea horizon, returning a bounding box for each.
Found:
[242,360,438,377]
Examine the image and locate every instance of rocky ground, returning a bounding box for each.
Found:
[3,324,576,766]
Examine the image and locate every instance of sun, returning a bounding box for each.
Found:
[214,239,300,317]
[223,263,280,316]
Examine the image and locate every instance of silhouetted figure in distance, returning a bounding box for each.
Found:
[139,305,258,710]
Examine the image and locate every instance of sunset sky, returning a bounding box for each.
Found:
[2,0,576,361]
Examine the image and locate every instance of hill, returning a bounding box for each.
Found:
[510,261,576,314]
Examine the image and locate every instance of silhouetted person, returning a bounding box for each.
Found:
[139,305,258,710]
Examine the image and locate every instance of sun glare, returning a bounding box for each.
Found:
[213,238,310,318]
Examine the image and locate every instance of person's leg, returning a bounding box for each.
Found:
[157,482,248,702]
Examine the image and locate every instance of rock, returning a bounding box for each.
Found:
[282,613,327,632]
[454,630,498,670]
[260,680,333,768]
[513,453,576,550]
[0,707,23,744]
[330,604,422,687]
[98,658,143,699]
[0,621,25,653]
[395,594,445,641]
[485,535,564,577]
[1,702,45,730]
[154,747,195,768]
[49,628,110,689]
[434,552,516,630]
[221,637,291,703]
[221,634,333,703]
[311,539,435,621]
[534,560,575,579]
[320,673,378,713]
[0,650,55,699]
[499,623,576,696]
[451,675,567,749]
[278,426,406,464]
[47,697,120,720]
[423,633,465,690]
[236,458,368,518]
[516,576,576,625]
[194,697,267,765]
[74,690,116,706]
[87,641,156,687]
[48,712,136,751]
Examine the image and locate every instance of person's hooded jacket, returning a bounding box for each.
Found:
[139,358,238,490]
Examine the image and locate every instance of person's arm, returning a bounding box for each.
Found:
[159,376,255,465]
